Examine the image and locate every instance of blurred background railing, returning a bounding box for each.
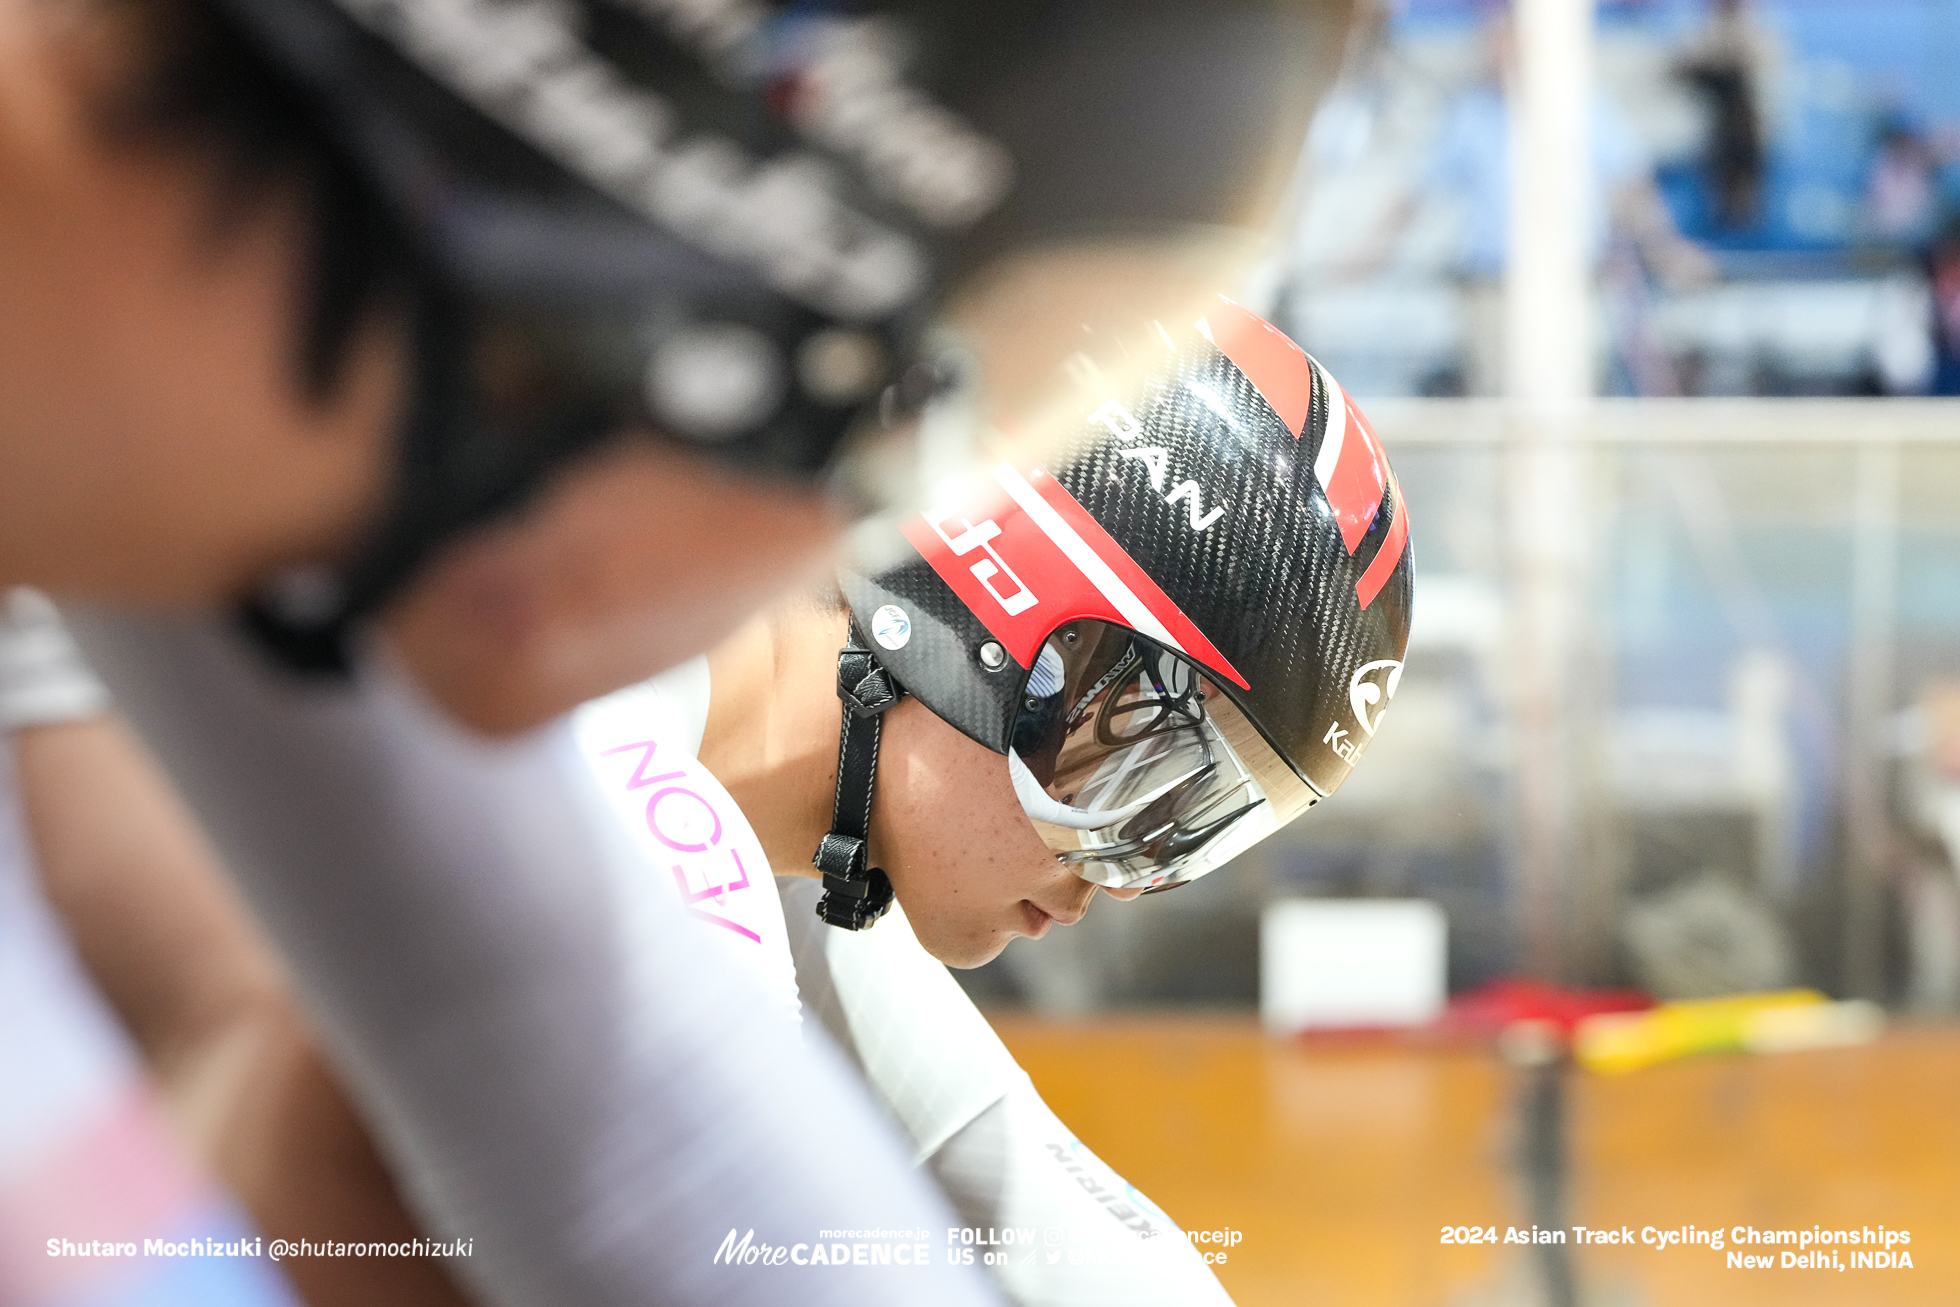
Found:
[963,400,1960,1017]
[963,5,1960,1303]
[977,6,1960,1304]
[964,0,1960,1023]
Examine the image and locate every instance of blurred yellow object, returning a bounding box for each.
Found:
[1573,989,1885,1075]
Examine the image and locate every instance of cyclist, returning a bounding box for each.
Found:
[576,301,1415,1304]
[20,3,1350,1304]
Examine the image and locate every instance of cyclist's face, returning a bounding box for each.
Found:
[869,697,1142,969]
[0,36,400,609]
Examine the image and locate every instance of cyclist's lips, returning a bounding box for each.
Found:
[1019,898,1085,937]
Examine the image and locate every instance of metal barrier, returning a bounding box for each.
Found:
[1362,399,1960,999]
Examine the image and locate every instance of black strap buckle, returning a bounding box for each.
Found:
[813,833,896,929]
[814,831,894,929]
[813,625,901,930]
[837,649,902,718]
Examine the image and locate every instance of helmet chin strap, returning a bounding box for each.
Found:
[812,623,904,930]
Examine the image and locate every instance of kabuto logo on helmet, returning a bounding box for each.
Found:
[1327,655,1402,765]
[1348,659,1404,738]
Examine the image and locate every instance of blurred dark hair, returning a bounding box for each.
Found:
[108,0,410,406]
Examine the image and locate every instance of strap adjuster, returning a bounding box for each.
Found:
[837,651,901,718]
[815,867,894,929]
[813,832,869,893]
[813,623,901,930]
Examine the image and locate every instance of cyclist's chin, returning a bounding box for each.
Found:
[884,848,1076,969]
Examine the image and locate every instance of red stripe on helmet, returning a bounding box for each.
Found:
[1199,297,1313,439]
[1017,468,1248,688]
[1312,363,1389,555]
[1355,473,1410,610]
[902,465,1249,689]
[903,478,1101,671]
[1328,390,1388,554]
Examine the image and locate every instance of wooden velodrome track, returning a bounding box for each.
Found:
[991,1014,1959,1306]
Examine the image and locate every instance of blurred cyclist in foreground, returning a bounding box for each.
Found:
[0,1,1349,1304]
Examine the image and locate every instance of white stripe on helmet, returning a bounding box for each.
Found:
[991,465,1188,656]
[1310,358,1347,491]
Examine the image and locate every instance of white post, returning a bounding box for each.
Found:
[1506,0,1595,407]
[1505,0,1596,980]
[1843,444,1900,999]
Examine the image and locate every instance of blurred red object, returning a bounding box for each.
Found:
[1284,979,1653,1048]
[1432,978,1653,1040]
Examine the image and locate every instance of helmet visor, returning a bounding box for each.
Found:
[1008,620,1317,891]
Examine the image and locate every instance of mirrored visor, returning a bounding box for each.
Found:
[1008,620,1317,892]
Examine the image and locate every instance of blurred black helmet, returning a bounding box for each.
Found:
[206,0,1343,665]
[841,300,1414,891]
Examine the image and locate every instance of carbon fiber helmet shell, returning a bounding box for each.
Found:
[839,300,1413,799]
